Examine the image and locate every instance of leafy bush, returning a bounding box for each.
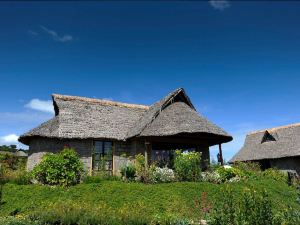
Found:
[151,167,175,183]
[232,161,261,173]
[261,168,287,182]
[120,164,136,181]
[215,166,242,182]
[0,164,31,186]
[32,148,84,186]
[210,187,274,225]
[134,153,155,183]
[174,150,201,181]
[201,171,222,184]
[0,153,26,171]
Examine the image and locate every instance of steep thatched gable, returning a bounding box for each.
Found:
[230,123,300,162]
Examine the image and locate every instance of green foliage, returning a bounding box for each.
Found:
[0,216,39,225]
[150,166,175,183]
[134,153,154,183]
[0,179,299,224]
[174,150,201,181]
[0,155,27,172]
[261,168,288,182]
[0,164,3,205]
[32,148,84,186]
[201,171,222,184]
[120,164,136,181]
[232,161,261,173]
[210,186,296,225]
[0,145,18,152]
[215,166,243,182]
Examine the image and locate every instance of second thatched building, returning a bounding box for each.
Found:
[230,123,300,174]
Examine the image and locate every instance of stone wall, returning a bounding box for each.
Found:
[270,156,300,175]
[27,137,93,172]
[27,137,212,176]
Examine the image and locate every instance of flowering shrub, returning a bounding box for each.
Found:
[174,150,201,181]
[32,148,84,186]
[201,171,222,184]
[151,167,175,183]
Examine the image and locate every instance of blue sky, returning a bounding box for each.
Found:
[1,1,300,161]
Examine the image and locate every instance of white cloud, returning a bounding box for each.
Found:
[25,99,54,114]
[40,26,73,43]
[209,0,230,11]
[0,134,19,144]
[0,134,28,149]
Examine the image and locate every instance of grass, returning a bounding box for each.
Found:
[0,178,299,219]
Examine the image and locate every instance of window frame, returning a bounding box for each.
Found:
[92,140,113,172]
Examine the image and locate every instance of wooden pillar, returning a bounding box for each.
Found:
[218,144,224,166]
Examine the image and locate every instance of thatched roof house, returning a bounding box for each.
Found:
[230,123,300,174]
[20,88,232,174]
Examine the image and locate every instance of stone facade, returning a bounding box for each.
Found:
[27,138,93,172]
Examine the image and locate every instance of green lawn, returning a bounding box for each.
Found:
[1,178,299,220]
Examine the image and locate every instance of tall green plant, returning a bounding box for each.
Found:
[210,187,275,225]
[174,150,201,181]
[32,148,84,186]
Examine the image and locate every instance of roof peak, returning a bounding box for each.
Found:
[52,94,150,110]
[248,122,300,135]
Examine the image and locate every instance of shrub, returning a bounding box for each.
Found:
[201,171,222,184]
[261,168,287,182]
[32,148,84,186]
[210,187,274,225]
[134,153,153,183]
[216,166,242,182]
[120,164,136,181]
[174,150,201,181]
[151,167,175,183]
[232,161,261,173]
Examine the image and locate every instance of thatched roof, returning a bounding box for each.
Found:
[230,123,300,162]
[19,88,232,145]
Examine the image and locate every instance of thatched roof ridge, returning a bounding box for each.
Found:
[248,122,300,135]
[52,94,149,110]
[230,122,300,162]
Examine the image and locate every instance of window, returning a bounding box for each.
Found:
[261,131,276,143]
[93,141,113,172]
